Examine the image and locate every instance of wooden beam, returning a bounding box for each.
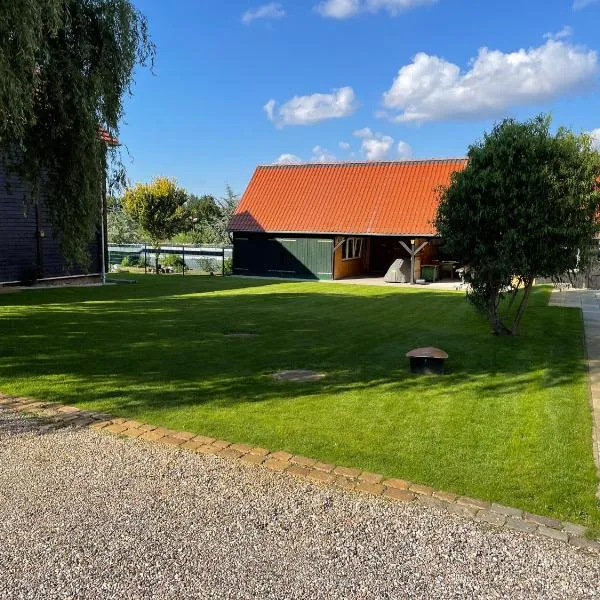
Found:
[399,241,412,255]
[414,241,429,255]
[399,240,429,257]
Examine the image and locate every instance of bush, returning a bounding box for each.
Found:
[161,254,187,272]
[120,255,140,268]
[223,257,233,275]
[197,258,220,274]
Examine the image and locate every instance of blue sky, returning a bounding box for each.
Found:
[121,0,600,197]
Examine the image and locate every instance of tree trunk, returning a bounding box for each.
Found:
[510,278,533,335]
[488,290,510,335]
[154,247,160,275]
[507,276,523,310]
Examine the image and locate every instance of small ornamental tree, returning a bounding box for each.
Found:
[123,177,187,272]
[435,115,600,335]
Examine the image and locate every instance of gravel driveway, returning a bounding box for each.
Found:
[1,409,599,600]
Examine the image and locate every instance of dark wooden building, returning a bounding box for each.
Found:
[0,167,103,284]
[229,159,467,281]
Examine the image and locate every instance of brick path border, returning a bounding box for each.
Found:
[1,392,599,556]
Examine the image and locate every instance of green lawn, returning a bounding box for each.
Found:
[0,274,598,529]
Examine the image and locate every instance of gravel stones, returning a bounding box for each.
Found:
[1,409,599,600]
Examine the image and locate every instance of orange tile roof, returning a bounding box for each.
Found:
[230,159,468,236]
[99,127,119,146]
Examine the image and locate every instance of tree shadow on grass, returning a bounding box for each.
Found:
[1,279,596,528]
[0,280,586,413]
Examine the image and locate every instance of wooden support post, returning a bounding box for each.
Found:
[399,239,430,285]
[410,239,415,284]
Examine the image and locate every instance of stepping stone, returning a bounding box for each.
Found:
[272,370,325,382]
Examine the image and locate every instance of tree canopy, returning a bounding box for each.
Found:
[122,177,188,249]
[106,196,141,244]
[0,0,154,266]
[183,194,222,244]
[435,115,600,335]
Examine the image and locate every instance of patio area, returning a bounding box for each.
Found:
[331,276,465,291]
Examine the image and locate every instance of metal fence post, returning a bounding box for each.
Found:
[144,244,147,274]
[222,246,225,277]
[182,245,185,276]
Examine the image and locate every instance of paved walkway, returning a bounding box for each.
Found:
[330,276,464,291]
[549,289,600,494]
[1,409,599,600]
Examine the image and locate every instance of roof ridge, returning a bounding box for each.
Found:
[257,158,468,168]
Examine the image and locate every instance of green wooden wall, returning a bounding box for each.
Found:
[233,235,333,280]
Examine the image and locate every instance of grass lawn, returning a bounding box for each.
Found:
[0,274,598,530]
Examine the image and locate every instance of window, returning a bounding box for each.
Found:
[342,237,363,261]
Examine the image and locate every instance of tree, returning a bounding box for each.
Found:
[214,185,240,244]
[0,0,154,267]
[122,177,188,272]
[183,194,222,244]
[435,115,600,335]
[106,197,142,244]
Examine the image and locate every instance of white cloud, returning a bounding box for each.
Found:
[397,141,413,159]
[275,153,304,164]
[242,2,286,24]
[382,40,598,123]
[353,127,374,138]
[273,146,337,164]
[353,128,412,160]
[543,26,573,40]
[573,0,599,10]
[316,0,361,18]
[274,131,412,164]
[590,129,600,150]
[311,145,337,162]
[263,99,276,122]
[362,134,395,160]
[315,0,360,19]
[264,87,357,127]
[315,0,436,18]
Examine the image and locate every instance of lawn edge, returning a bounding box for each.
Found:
[2,392,599,554]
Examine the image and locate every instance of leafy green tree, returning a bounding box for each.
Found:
[122,177,188,272]
[214,185,240,245]
[184,194,222,244]
[435,115,600,335]
[0,0,154,267]
[107,197,142,244]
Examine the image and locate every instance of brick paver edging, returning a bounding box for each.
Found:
[1,392,599,556]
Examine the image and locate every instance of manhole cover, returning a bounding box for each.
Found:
[272,369,325,382]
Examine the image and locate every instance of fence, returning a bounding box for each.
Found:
[108,243,233,276]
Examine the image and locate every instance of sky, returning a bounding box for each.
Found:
[121,0,600,198]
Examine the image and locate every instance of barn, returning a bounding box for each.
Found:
[229,159,467,282]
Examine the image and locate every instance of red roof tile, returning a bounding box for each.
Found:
[230,159,468,236]
[99,127,119,146]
